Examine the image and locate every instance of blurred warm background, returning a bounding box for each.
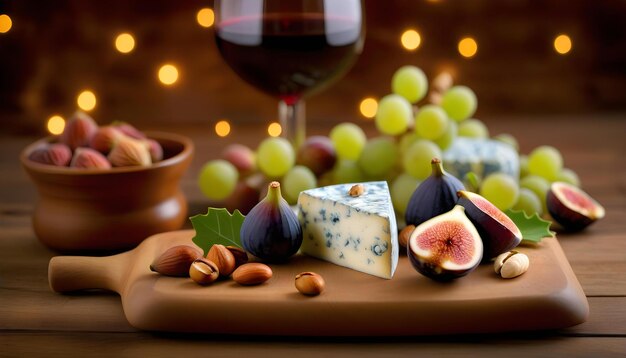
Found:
[1,0,626,137]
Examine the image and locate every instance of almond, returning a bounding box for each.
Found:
[232,263,272,286]
[207,244,236,277]
[150,245,203,277]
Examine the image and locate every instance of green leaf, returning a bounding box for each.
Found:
[463,172,481,192]
[505,209,555,244]
[191,208,245,255]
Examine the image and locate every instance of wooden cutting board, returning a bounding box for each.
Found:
[48,230,588,336]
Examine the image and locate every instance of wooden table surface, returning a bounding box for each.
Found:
[1,115,625,357]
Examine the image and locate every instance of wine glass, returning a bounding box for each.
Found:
[214,0,364,147]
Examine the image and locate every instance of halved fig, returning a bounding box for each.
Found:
[408,205,482,281]
[547,182,605,232]
[457,190,522,260]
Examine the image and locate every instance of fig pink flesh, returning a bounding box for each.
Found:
[416,221,475,265]
[471,194,520,236]
[562,186,594,209]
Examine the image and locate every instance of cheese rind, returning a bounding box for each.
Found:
[297,181,398,279]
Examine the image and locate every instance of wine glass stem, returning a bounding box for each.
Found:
[279,99,305,148]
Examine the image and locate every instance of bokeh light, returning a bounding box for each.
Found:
[458,37,478,58]
[77,90,97,111]
[359,98,378,119]
[197,8,215,28]
[0,14,12,34]
[158,64,179,85]
[115,33,135,54]
[47,115,65,135]
[215,120,231,137]
[267,122,282,137]
[401,30,421,51]
[554,34,572,55]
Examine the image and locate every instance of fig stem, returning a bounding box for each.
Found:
[431,158,444,177]
[266,181,283,205]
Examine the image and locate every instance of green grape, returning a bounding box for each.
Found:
[415,105,449,140]
[403,140,442,180]
[479,173,519,211]
[282,165,317,204]
[513,188,542,216]
[519,155,530,178]
[528,145,563,181]
[433,120,458,150]
[391,65,428,103]
[494,133,519,152]
[441,85,477,122]
[556,168,581,187]
[330,123,367,160]
[257,137,295,178]
[458,118,489,139]
[357,137,398,178]
[333,159,365,184]
[391,173,421,215]
[375,94,413,135]
[399,131,422,154]
[520,175,550,214]
[198,159,238,201]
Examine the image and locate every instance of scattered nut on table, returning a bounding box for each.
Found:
[207,244,236,277]
[295,272,325,296]
[494,251,529,279]
[232,263,273,286]
[189,258,220,285]
[149,245,203,277]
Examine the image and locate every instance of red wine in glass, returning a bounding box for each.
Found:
[214,1,364,147]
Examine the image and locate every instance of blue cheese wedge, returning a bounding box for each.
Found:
[297,181,398,279]
[443,137,519,181]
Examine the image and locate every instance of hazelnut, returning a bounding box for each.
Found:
[108,136,152,167]
[494,251,529,279]
[226,246,249,269]
[189,258,220,285]
[232,263,272,286]
[295,272,325,296]
[207,244,236,277]
[29,143,72,167]
[398,225,416,248]
[149,245,203,277]
[70,147,112,169]
[61,111,98,150]
[348,184,365,197]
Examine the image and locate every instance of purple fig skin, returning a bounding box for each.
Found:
[407,206,483,281]
[457,191,522,261]
[28,143,72,167]
[547,182,605,232]
[296,136,337,177]
[405,158,465,227]
[407,252,477,282]
[240,182,302,262]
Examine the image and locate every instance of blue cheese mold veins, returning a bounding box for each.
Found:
[297,181,399,279]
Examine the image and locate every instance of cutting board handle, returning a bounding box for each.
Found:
[48,251,132,293]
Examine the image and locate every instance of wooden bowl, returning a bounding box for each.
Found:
[20,132,194,252]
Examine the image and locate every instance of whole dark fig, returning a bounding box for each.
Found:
[405,158,465,227]
[547,181,605,232]
[457,190,522,260]
[240,181,302,262]
[408,205,483,281]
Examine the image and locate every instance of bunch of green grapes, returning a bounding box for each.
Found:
[197,64,581,221]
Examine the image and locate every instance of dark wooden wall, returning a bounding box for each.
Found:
[1,0,625,134]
